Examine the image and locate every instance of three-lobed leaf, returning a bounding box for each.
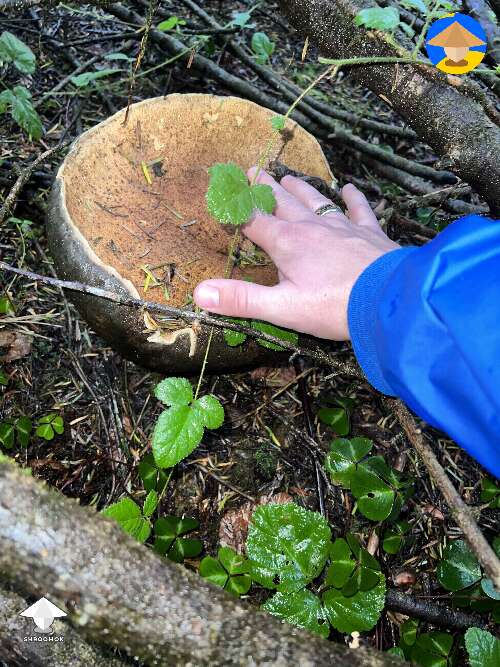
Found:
[324,437,372,488]
[0,86,42,140]
[326,536,381,597]
[200,546,251,596]
[251,31,275,63]
[410,631,453,667]
[317,407,350,436]
[138,453,169,493]
[0,31,36,73]
[247,503,331,592]
[154,515,202,562]
[206,163,276,226]
[36,413,64,441]
[152,378,224,469]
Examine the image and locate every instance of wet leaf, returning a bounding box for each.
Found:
[247,503,331,592]
[324,437,372,488]
[437,540,481,592]
[200,546,251,596]
[322,576,386,633]
[154,377,193,406]
[465,627,500,667]
[263,589,329,637]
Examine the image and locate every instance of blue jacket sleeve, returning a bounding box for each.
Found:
[348,215,500,479]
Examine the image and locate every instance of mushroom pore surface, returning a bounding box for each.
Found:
[59,94,333,308]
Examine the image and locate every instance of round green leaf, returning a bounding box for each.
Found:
[218,546,250,576]
[437,540,482,592]
[152,405,204,468]
[351,464,395,521]
[263,589,329,638]
[465,627,500,667]
[154,377,193,406]
[326,538,355,588]
[322,576,386,633]
[247,503,331,592]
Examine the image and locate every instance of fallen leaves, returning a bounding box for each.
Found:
[0,330,32,362]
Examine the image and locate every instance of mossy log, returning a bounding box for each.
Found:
[0,462,404,666]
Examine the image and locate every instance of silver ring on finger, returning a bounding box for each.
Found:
[315,203,344,217]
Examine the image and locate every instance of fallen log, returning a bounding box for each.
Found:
[0,460,404,667]
[279,0,500,215]
[0,588,127,667]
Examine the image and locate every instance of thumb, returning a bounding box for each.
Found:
[193,279,285,321]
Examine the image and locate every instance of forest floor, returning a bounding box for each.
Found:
[0,0,498,660]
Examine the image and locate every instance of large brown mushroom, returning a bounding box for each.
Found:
[48,94,333,374]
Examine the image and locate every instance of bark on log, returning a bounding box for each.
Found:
[0,588,128,667]
[0,461,404,667]
[279,0,500,215]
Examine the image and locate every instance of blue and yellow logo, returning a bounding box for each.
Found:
[425,13,487,74]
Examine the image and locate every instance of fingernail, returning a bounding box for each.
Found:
[195,284,220,308]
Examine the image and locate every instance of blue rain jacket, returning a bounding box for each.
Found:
[348,215,500,478]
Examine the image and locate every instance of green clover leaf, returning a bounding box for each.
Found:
[153,515,202,562]
[324,437,372,488]
[326,535,381,597]
[200,546,251,596]
[138,453,169,493]
[35,413,64,441]
[102,497,151,543]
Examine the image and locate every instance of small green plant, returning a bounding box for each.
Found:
[245,503,386,637]
[317,396,354,437]
[138,452,170,492]
[151,377,224,469]
[102,490,158,543]
[354,6,401,32]
[0,31,42,139]
[35,413,64,441]
[157,16,186,32]
[251,31,275,64]
[437,538,500,613]
[0,416,32,448]
[480,477,500,509]
[70,69,121,88]
[223,318,298,351]
[382,520,410,554]
[199,546,251,596]
[465,627,500,667]
[153,515,202,562]
[324,437,413,521]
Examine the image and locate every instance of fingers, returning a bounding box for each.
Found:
[247,167,311,222]
[194,279,289,322]
[341,183,380,231]
[280,174,345,221]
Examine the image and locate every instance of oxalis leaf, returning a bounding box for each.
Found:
[324,437,372,488]
[200,546,251,596]
[410,631,453,667]
[246,503,331,593]
[437,539,482,591]
[465,627,500,667]
[325,535,381,597]
[263,589,329,638]
[206,162,276,226]
[152,378,224,468]
[154,515,202,562]
[322,574,386,633]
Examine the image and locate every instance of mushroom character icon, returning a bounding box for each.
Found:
[425,14,487,74]
[20,597,67,633]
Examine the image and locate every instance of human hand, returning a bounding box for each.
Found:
[194,168,399,340]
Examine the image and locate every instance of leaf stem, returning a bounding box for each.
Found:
[412,0,441,59]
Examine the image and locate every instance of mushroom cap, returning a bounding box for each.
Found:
[427,21,486,48]
[48,94,333,374]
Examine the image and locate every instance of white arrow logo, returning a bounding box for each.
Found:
[20,597,67,633]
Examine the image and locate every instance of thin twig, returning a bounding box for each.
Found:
[0,143,68,224]
[388,399,500,591]
[0,261,359,373]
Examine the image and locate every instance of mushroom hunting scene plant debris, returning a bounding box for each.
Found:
[0,0,499,666]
